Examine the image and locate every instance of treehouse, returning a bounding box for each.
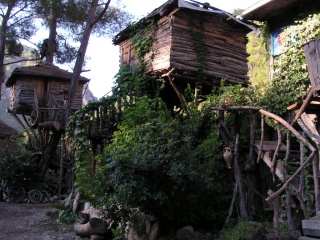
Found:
[5,64,90,130]
[113,0,254,107]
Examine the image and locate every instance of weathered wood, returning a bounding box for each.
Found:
[272,193,281,239]
[298,139,309,219]
[259,109,316,152]
[117,6,250,86]
[313,152,320,212]
[257,115,265,163]
[285,184,295,237]
[224,183,238,227]
[234,134,248,219]
[271,126,282,181]
[265,151,315,203]
[162,68,188,111]
[304,38,320,88]
[211,106,261,111]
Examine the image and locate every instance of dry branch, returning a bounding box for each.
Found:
[257,115,265,163]
[265,151,315,203]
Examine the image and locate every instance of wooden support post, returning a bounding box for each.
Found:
[257,115,265,163]
[224,183,238,227]
[249,110,254,166]
[313,152,320,212]
[234,134,248,219]
[298,140,309,219]
[58,135,65,196]
[271,125,282,181]
[271,192,281,239]
[286,184,295,237]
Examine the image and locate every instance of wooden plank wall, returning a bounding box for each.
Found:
[170,10,249,84]
[49,79,84,109]
[118,9,249,85]
[10,78,37,111]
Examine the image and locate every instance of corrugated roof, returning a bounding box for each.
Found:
[5,64,90,87]
[0,120,17,139]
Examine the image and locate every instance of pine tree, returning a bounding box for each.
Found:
[247,33,270,92]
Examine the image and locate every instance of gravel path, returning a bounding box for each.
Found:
[0,202,80,240]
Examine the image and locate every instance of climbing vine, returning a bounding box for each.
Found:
[130,19,157,64]
[187,10,208,82]
[261,13,320,115]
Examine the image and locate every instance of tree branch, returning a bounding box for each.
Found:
[4,58,39,66]
[91,0,111,27]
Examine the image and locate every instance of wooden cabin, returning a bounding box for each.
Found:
[0,120,17,150]
[113,0,254,105]
[5,64,90,129]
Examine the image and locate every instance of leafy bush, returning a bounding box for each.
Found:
[218,221,261,240]
[0,143,41,189]
[95,97,232,233]
[260,13,320,115]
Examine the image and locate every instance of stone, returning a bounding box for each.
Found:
[176,226,194,240]
[242,226,267,240]
[149,221,160,240]
[302,216,320,237]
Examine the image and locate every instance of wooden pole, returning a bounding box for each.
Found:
[234,134,248,219]
[297,140,309,219]
[224,183,238,227]
[58,134,65,196]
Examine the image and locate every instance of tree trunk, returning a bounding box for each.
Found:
[40,130,63,176]
[0,2,15,99]
[65,0,110,125]
[46,1,58,64]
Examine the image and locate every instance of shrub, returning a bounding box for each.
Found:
[95,97,232,233]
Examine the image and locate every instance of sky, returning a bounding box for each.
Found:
[60,0,260,99]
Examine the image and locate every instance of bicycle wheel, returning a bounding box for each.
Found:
[8,186,25,203]
[28,189,43,203]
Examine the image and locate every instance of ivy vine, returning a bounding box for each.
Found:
[261,13,320,116]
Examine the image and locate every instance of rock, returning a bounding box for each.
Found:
[90,235,105,240]
[125,225,139,240]
[145,216,151,235]
[241,226,268,240]
[150,221,160,240]
[176,226,194,240]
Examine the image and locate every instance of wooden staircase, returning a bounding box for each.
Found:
[254,140,301,190]
[300,212,320,239]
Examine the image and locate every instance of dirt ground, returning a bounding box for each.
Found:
[0,202,81,240]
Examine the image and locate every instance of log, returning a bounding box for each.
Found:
[74,222,94,237]
[74,217,114,237]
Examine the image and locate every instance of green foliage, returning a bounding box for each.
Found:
[261,13,320,115]
[130,19,157,63]
[247,33,270,92]
[95,97,232,232]
[218,221,259,240]
[0,141,41,189]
